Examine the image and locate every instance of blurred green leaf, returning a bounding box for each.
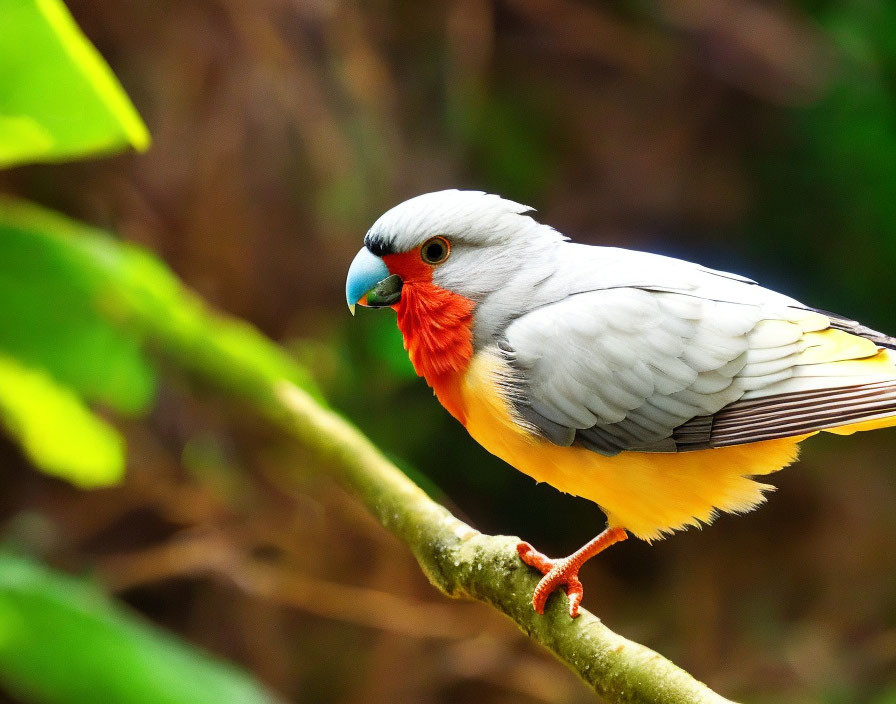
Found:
[0,0,149,168]
[0,197,321,407]
[0,354,123,487]
[0,198,157,415]
[0,195,322,486]
[0,552,283,704]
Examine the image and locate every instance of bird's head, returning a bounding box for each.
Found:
[345,190,565,325]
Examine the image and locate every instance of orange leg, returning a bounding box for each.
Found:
[516,526,628,618]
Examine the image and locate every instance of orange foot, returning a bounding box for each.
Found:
[516,526,628,618]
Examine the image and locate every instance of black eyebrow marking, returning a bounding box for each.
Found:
[364,234,393,257]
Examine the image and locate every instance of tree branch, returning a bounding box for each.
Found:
[267,383,736,703]
[51,214,738,704]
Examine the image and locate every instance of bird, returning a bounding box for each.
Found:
[345,189,896,618]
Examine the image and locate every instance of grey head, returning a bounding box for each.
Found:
[363,190,568,346]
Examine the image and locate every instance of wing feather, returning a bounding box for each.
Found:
[501,283,896,455]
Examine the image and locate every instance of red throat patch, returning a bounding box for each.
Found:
[382,251,475,423]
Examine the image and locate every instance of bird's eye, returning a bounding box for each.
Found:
[420,236,450,265]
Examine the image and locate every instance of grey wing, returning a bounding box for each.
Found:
[501,287,834,454]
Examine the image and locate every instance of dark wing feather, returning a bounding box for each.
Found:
[673,380,896,449]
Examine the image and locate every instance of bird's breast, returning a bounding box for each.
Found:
[393,279,476,423]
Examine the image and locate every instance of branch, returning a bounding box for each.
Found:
[52,215,737,704]
[267,383,736,704]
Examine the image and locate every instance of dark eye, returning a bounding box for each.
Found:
[421,236,450,264]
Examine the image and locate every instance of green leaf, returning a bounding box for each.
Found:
[0,0,150,168]
[0,552,283,704]
[0,198,157,415]
[0,354,124,487]
[0,197,322,412]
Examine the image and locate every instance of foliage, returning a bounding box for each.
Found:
[0,0,151,485]
[0,355,123,487]
[0,3,289,703]
[0,199,156,418]
[0,552,282,704]
[0,0,148,167]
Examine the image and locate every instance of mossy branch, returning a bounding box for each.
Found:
[268,382,735,704]
[48,211,737,704]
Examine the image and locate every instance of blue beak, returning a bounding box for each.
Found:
[345,247,401,314]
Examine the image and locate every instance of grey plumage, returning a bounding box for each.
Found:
[365,189,896,456]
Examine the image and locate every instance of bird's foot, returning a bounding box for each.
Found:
[516,527,628,618]
[516,542,586,617]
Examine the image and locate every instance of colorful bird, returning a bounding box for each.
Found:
[345,190,896,617]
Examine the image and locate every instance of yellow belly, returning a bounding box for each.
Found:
[460,350,808,541]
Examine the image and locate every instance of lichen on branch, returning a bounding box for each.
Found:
[269,383,734,704]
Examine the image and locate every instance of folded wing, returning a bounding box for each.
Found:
[501,286,896,454]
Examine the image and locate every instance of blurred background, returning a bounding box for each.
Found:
[2,0,896,702]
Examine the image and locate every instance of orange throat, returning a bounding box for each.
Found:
[392,281,475,423]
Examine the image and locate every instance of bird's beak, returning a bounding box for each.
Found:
[345,247,403,315]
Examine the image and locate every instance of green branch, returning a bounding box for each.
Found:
[7,199,737,704]
[269,382,735,703]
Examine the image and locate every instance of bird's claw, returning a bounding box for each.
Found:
[516,541,585,618]
[516,541,552,572]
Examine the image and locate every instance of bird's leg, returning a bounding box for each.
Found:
[516,526,628,617]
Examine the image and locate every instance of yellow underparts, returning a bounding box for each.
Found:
[460,349,896,541]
